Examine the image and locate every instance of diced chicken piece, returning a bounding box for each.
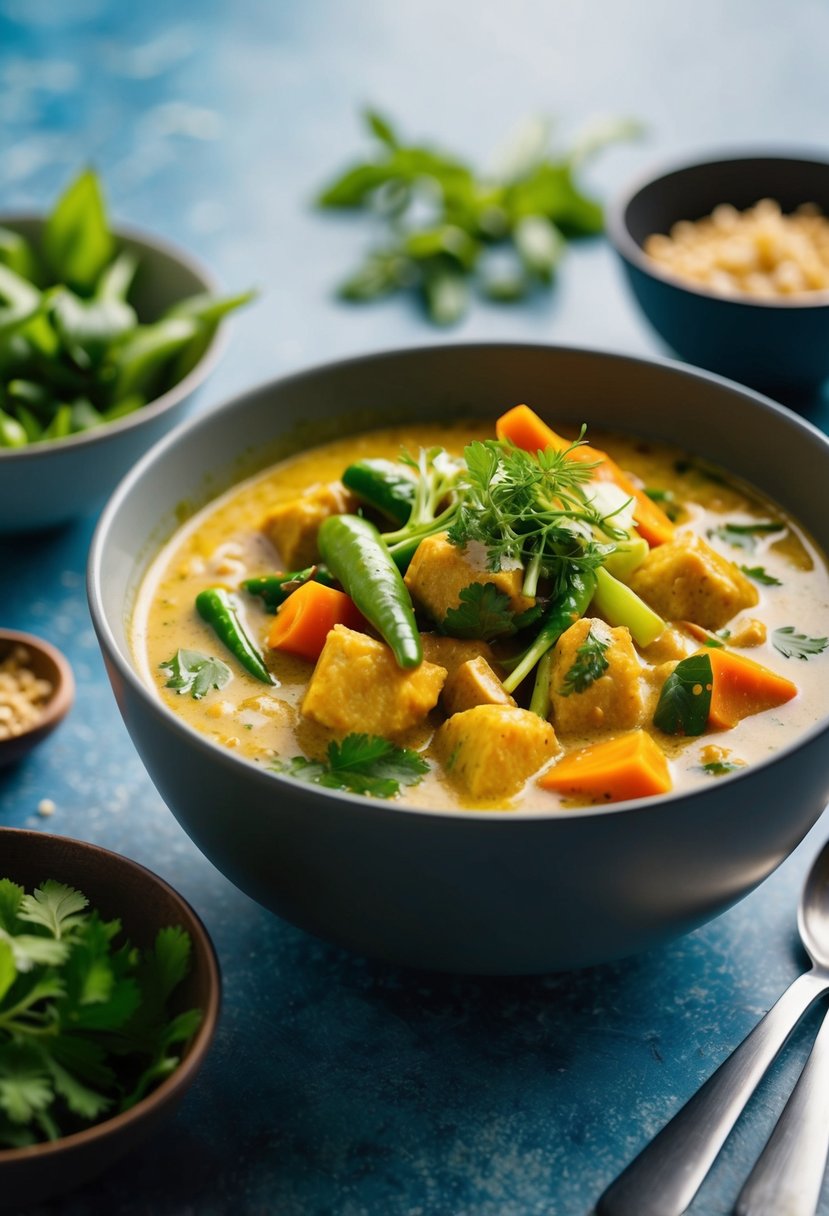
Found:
[639,624,698,664]
[263,482,357,569]
[420,633,498,678]
[442,656,516,717]
[435,705,558,799]
[628,532,758,630]
[301,625,446,737]
[728,617,767,648]
[404,532,534,627]
[549,618,646,734]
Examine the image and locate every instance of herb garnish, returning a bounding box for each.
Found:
[443,584,516,641]
[316,109,640,325]
[739,565,782,586]
[653,653,713,736]
[159,649,232,699]
[772,627,829,661]
[644,487,680,521]
[708,521,785,552]
[700,760,743,776]
[558,627,610,695]
[0,879,200,1147]
[272,734,429,799]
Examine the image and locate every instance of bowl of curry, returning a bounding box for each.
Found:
[88,344,829,973]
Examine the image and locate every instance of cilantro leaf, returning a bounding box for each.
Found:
[0,880,24,934]
[159,648,232,699]
[700,760,743,776]
[558,627,610,695]
[740,565,782,586]
[772,627,829,661]
[653,653,713,736]
[18,881,88,940]
[0,940,15,1005]
[708,521,785,552]
[273,733,429,799]
[442,583,517,641]
[0,1045,53,1124]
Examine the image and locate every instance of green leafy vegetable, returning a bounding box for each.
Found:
[316,108,640,324]
[159,648,232,699]
[708,521,785,552]
[558,627,610,695]
[739,564,782,586]
[0,168,253,448]
[0,879,200,1147]
[442,583,517,641]
[272,733,428,799]
[653,653,713,736]
[700,760,743,776]
[772,627,829,661]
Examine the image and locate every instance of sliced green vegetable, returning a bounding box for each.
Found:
[241,567,335,612]
[653,653,713,736]
[195,588,273,684]
[342,458,416,524]
[591,566,665,647]
[502,569,596,694]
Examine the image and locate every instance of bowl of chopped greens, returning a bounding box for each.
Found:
[0,169,253,532]
[0,828,220,1208]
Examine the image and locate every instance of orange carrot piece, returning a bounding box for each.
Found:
[495,404,675,547]
[267,581,363,662]
[538,729,672,803]
[705,647,797,730]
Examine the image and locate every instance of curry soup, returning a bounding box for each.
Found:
[133,413,829,811]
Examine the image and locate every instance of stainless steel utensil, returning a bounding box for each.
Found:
[597,839,829,1216]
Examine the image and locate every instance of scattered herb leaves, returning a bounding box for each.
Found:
[708,521,785,552]
[772,627,829,661]
[159,649,232,699]
[272,733,429,799]
[653,653,713,736]
[644,487,680,522]
[739,564,782,586]
[558,627,610,695]
[700,760,743,776]
[442,583,517,641]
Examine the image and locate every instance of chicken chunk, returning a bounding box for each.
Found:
[435,705,558,799]
[628,532,758,630]
[404,533,534,627]
[549,618,646,734]
[301,625,446,737]
[263,482,357,569]
[442,656,516,717]
[727,617,767,648]
[420,633,498,678]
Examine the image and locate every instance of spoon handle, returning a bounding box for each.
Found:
[596,969,829,1216]
[734,997,829,1216]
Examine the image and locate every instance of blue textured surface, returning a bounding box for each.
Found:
[2,3,829,1213]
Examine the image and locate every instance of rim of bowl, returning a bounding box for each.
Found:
[0,214,228,462]
[88,339,829,825]
[606,148,829,310]
[0,628,75,745]
[0,827,221,1167]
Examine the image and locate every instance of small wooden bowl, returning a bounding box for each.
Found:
[0,829,221,1209]
[0,629,75,767]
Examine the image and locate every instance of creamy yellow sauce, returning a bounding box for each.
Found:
[133,421,829,812]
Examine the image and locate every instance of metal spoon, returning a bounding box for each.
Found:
[596,839,829,1216]
[734,1000,829,1216]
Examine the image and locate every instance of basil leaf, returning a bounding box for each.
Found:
[653,653,713,736]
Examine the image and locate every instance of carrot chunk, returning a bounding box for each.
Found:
[267,581,363,662]
[706,647,797,730]
[538,729,672,803]
[496,404,675,547]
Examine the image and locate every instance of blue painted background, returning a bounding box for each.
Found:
[2,2,829,1212]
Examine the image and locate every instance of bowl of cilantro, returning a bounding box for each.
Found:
[0,828,220,1209]
[0,168,253,532]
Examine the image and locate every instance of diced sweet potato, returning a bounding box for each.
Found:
[549,618,646,734]
[404,532,534,626]
[442,656,515,717]
[435,705,558,799]
[705,647,797,730]
[538,730,672,803]
[420,633,498,677]
[301,625,446,737]
[263,482,357,569]
[628,533,758,630]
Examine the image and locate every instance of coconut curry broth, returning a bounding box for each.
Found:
[133,420,829,810]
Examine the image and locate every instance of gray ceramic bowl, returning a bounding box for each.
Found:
[607,152,829,399]
[0,828,220,1209]
[88,344,829,975]
[0,216,226,533]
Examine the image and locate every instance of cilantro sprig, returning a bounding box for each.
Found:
[772,627,829,661]
[159,648,232,699]
[0,878,200,1148]
[739,565,782,587]
[708,521,785,553]
[272,733,429,799]
[558,627,610,696]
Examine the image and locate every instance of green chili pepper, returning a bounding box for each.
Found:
[241,566,335,613]
[195,587,273,684]
[342,459,416,525]
[502,570,596,694]
[318,514,422,668]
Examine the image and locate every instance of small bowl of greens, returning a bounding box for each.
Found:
[0,828,220,1209]
[0,169,253,532]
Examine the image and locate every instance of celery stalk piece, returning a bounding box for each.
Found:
[602,535,649,582]
[592,567,665,647]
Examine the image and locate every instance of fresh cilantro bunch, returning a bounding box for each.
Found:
[317,109,641,325]
[0,878,201,1148]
